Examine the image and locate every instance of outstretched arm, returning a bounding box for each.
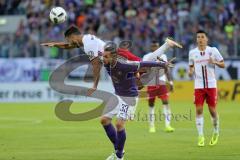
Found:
[124,61,171,73]
[41,42,77,49]
[139,60,174,70]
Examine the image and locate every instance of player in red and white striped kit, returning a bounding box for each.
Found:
[188,30,225,147]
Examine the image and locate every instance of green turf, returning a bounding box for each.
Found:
[0,100,239,160]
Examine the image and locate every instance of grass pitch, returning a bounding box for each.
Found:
[0,100,239,160]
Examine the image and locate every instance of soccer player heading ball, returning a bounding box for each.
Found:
[101,42,174,160]
[188,30,225,147]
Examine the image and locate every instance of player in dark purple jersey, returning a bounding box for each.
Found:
[100,42,173,160]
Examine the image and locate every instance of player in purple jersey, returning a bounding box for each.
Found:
[100,42,173,160]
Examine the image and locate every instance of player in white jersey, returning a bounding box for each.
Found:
[143,41,174,133]
[41,26,104,95]
[188,30,225,147]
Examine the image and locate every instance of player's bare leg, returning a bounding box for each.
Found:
[162,100,175,132]
[208,106,219,146]
[196,106,205,147]
[148,98,156,133]
[165,38,183,48]
[145,38,182,61]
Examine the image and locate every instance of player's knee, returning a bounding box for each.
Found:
[210,112,217,118]
[148,100,155,107]
[196,107,203,115]
[162,100,168,105]
[208,107,217,117]
[115,121,125,131]
[100,117,111,126]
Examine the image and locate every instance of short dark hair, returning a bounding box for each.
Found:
[151,40,159,46]
[64,25,81,37]
[119,40,132,49]
[196,30,208,36]
[104,41,117,54]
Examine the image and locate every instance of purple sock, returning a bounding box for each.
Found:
[103,123,117,150]
[116,129,126,158]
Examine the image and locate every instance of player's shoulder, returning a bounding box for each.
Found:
[83,34,103,42]
[83,34,105,45]
[114,60,128,69]
[83,34,96,41]
[206,46,221,56]
[189,47,198,54]
[207,46,219,52]
[117,59,139,69]
[206,46,216,49]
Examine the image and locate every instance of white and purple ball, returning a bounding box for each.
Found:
[49,7,67,24]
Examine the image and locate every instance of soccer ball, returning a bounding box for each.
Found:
[49,7,67,24]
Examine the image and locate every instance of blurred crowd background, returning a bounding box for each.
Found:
[0,0,240,59]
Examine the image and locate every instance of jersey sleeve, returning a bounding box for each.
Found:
[188,51,194,66]
[120,61,140,72]
[212,47,224,61]
[83,35,99,61]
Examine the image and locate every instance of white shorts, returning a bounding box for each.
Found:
[103,95,138,121]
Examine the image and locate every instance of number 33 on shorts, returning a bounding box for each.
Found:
[118,103,136,121]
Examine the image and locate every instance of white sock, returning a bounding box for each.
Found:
[149,107,155,127]
[196,115,204,136]
[163,104,171,127]
[211,115,219,134]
